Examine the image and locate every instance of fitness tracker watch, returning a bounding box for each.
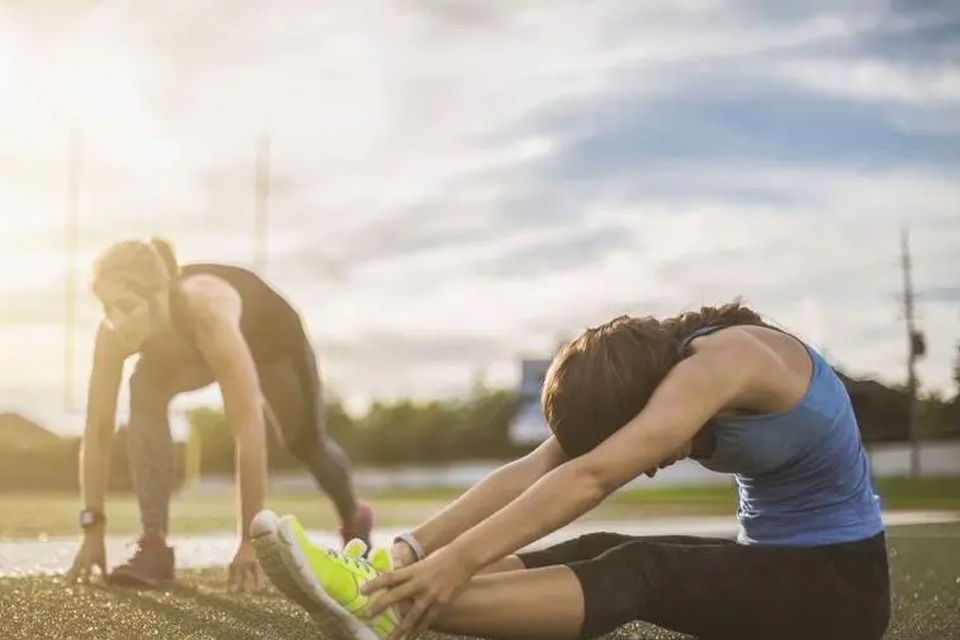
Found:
[79,509,107,530]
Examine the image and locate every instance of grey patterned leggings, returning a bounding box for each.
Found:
[126,345,357,536]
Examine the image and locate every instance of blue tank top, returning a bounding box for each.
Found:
[680,325,884,547]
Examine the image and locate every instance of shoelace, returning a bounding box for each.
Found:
[325,548,375,574]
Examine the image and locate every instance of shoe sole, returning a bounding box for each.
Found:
[251,510,378,640]
[108,573,177,589]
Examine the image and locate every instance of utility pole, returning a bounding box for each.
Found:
[900,226,924,477]
[254,134,270,274]
[64,125,81,413]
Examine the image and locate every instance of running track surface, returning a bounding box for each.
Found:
[1,510,956,577]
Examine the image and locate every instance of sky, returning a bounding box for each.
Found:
[0,0,958,434]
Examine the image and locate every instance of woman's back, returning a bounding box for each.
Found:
[137,262,308,373]
[684,326,884,546]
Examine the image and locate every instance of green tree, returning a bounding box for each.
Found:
[953,341,960,397]
[182,386,529,470]
[950,341,960,431]
[187,406,235,474]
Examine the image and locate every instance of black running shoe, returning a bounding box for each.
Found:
[109,534,176,588]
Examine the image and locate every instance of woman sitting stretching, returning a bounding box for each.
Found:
[252,301,890,640]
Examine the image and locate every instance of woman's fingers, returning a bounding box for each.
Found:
[388,597,432,640]
[366,579,418,617]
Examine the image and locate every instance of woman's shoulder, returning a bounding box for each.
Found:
[691,324,809,354]
[176,273,243,326]
[687,324,779,353]
[689,325,814,410]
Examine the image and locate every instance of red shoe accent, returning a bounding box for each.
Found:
[339,500,374,548]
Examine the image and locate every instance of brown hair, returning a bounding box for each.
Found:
[93,237,180,296]
[541,299,770,458]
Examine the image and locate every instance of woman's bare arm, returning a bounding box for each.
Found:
[441,329,771,571]
[79,322,126,521]
[182,276,267,542]
[410,437,567,556]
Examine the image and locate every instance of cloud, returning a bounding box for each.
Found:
[1,0,958,425]
[777,58,960,107]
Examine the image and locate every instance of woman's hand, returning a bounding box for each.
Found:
[362,545,479,640]
[390,540,419,571]
[228,539,263,593]
[66,530,108,584]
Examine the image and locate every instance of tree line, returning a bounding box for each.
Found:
[190,387,526,474]
[189,366,960,473]
[0,364,957,490]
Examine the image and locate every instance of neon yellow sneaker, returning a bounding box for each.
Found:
[251,509,400,640]
[250,510,323,616]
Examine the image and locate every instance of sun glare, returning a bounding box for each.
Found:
[0,29,31,271]
[0,60,15,112]
[0,11,178,288]
[0,44,61,288]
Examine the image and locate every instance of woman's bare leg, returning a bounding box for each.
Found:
[428,565,585,640]
[476,555,525,575]
[420,534,638,638]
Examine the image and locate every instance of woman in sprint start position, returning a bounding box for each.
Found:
[253,301,891,640]
[66,238,373,592]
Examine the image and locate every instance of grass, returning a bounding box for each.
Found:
[0,484,732,540]
[2,476,958,540]
[0,492,451,540]
[1,521,958,639]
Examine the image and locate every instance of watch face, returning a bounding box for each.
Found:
[80,511,100,527]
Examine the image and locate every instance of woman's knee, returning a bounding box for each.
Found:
[283,427,339,467]
[477,555,526,575]
[282,428,313,462]
[519,532,636,571]
[566,532,637,559]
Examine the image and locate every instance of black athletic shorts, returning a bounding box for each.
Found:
[518,531,890,640]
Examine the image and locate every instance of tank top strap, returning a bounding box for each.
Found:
[676,321,797,358]
[676,324,730,357]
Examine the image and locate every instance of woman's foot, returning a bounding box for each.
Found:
[108,533,176,588]
[251,509,399,640]
[341,500,375,548]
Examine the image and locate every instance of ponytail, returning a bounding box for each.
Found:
[149,237,180,283]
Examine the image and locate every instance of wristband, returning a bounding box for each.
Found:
[393,532,426,561]
[79,509,106,530]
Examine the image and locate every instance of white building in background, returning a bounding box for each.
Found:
[509,357,553,446]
